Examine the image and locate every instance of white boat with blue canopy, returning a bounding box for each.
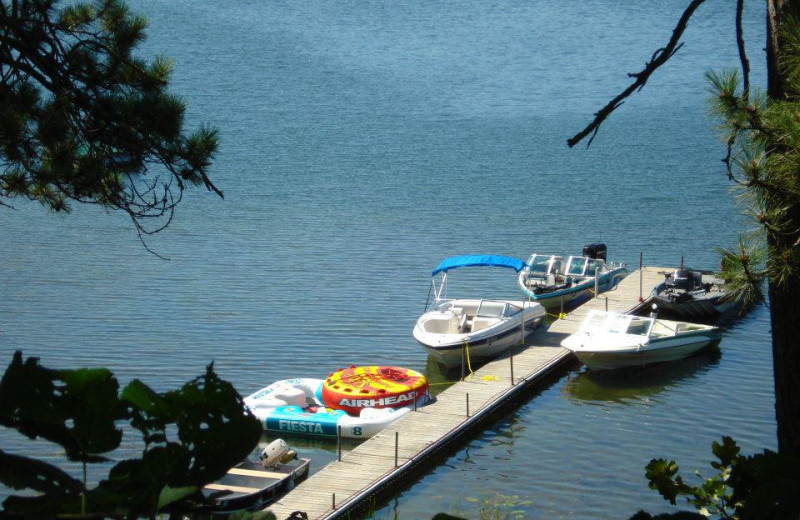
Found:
[414,255,546,368]
[517,244,627,312]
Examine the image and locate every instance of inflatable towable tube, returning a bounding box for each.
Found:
[243,376,431,439]
[322,366,429,415]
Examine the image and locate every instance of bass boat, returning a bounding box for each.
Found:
[628,267,742,325]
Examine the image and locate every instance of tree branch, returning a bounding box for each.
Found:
[736,0,751,97]
[568,0,707,148]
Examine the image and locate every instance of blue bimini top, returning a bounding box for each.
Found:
[431,255,526,276]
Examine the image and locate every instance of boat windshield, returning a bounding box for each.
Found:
[586,259,605,276]
[566,257,589,276]
[579,311,653,337]
[476,300,518,318]
[527,255,562,275]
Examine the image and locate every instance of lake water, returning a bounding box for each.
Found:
[0,0,776,518]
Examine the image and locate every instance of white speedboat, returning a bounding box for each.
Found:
[561,310,721,370]
[414,255,546,368]
[518,244,627,312]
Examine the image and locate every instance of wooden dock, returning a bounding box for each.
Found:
[266,267,669,520]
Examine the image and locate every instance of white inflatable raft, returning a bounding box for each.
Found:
[243,378,431,439]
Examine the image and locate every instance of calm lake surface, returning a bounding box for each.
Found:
[0,0,776,518]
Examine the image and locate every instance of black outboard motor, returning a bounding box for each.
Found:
[582,243,607,261]
[670,269,696,291]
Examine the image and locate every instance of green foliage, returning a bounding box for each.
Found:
[709,17,800,300]
[0,0,221,237]
[631,436,800,520]
[0,352,124,463]
[0,351,262,519]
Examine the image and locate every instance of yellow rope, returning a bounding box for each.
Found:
[463,339,474,379]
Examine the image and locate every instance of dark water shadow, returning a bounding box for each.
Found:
[562,346,722,405]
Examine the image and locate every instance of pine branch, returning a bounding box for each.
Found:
[568,0,706,148]
[736,0,751,97]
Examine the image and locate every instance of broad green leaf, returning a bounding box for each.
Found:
[157,484,198,509]
[0,449,83,494]
[711,436,740,469]
[0,351,123,462]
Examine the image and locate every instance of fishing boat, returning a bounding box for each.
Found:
[517,244,627,312]
[628,267,741,325]
[202,439,310,514]
[413,255,546,368]
[561,310,722,370]
[244,368,432,439]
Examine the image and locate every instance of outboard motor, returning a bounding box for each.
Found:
[260,438,296,468]
[582,243,607,261]
[670,269,696,291]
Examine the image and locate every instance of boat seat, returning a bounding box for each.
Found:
[458,313,468,333]
[627,323,649,335]
[204,483,261,494]
[675,323,698,333]
[471,317,498,332]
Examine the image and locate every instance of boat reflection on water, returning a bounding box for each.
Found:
[424,354,461,395]
[423,349,517,393]
[562,347,722,405]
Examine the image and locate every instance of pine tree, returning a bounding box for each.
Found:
[0,0,221,247]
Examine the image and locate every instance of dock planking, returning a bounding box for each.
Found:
[265,267,670,520]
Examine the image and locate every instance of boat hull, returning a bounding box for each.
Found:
[631,292,741,326]
[519,268,627,312]
[571,332,721,370]
[203,457,310,514]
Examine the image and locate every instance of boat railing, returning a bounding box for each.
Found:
[431,298,456,312]
[650,320,677,337]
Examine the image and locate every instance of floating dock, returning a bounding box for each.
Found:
[266,267,669,520]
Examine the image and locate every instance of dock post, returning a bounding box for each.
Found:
[466,393,470,417]
[510,349,515,386]
[395,431,399,467]
[594,267,599,298]
[337,425,342,462]
[639,252,644,302]
[461,344,466,381]
[605,296,608,311]
[414,391,418,411]
[332,493,336,510]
